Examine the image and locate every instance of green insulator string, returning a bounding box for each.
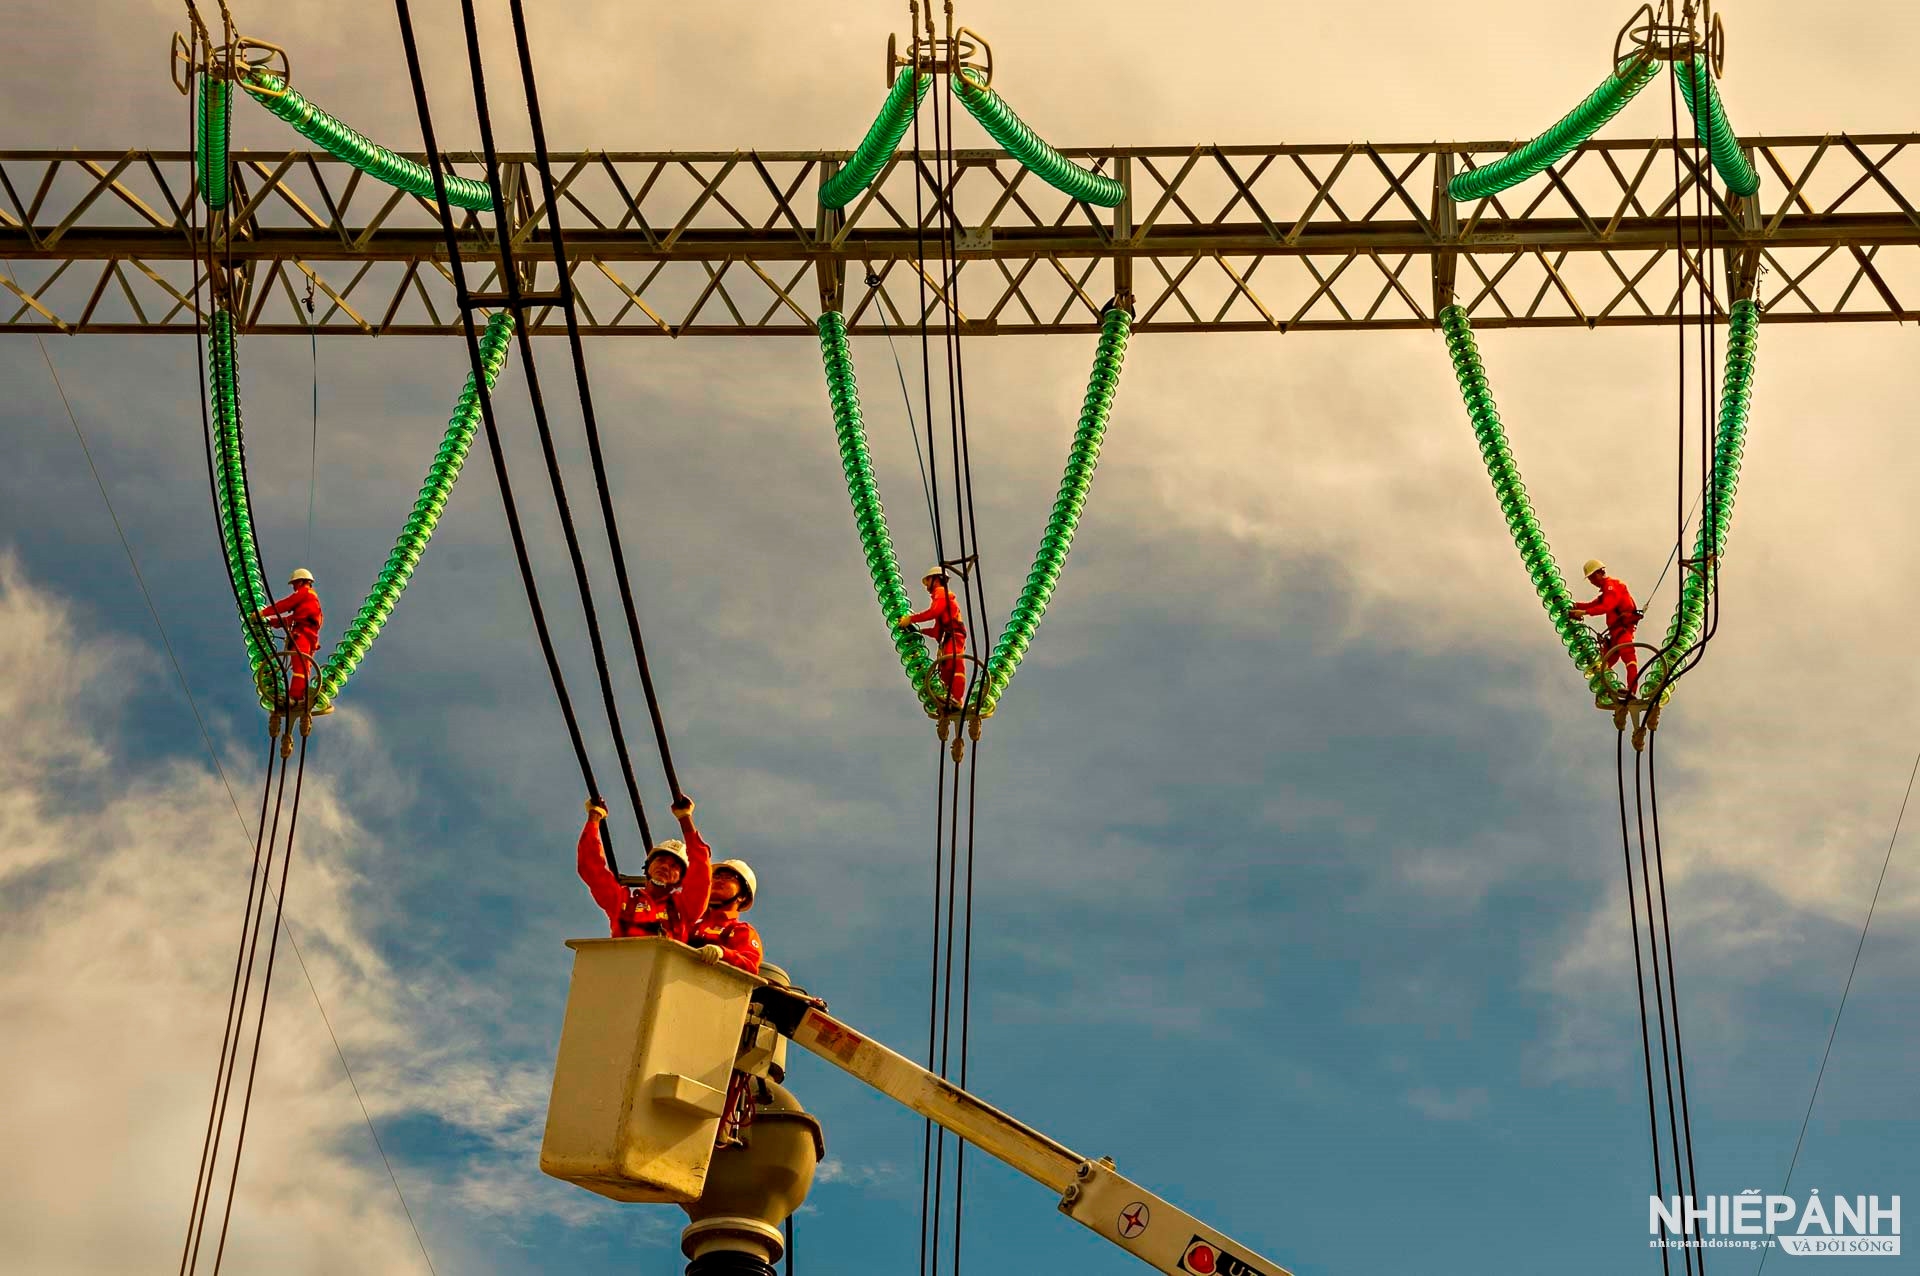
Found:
[977,305,1132,713]
[1436,305,1622,699]
[197,75,231,210]
[240,70,494,212]
[207,310,275,684]
[1637,297,1760,700]
[209,309,516,710]
[820,70,931,210]
[816,311,944,716]
[953,68,1124,208]
[1673,57,1760,198]
[1447,54,1660,202]
[311,311,516,707]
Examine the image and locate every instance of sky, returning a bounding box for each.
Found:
[2,2,1918,1275]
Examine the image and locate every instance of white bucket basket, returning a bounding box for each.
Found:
[539,937,757,1203]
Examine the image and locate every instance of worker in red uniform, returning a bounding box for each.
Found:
[897,567,967,709]
[576,794,712,939]
[1572,558,1642,696]
[688,859,763,974]
[689,857,765,1146]
[255,568,323,705]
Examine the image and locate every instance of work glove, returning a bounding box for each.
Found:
[671,794,695,820]
[697,944,726,966]
[586,797,608,822]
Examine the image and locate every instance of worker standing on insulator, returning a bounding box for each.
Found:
[255,568,325,705]
[576,794,712,939]
[1572,558,1643,696]
[898,566,967,709]
[688,859,763,975]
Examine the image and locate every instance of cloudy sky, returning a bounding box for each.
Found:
[3,2,1917,1274]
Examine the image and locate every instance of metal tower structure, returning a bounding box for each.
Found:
[4,133,1918,337]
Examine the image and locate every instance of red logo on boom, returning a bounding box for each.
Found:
[1184,1242,1218,1274]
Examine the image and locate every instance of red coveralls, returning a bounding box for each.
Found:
[257,585,324,702]
[904,582,967,706]
[687,911,763,975]
[688,906,765,1145]
[1574,575,1640,693]
[575,810,712,940]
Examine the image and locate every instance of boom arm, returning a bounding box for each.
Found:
[757,988,1294,1276]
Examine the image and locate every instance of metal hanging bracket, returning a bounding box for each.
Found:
[886,19,991,85]
[1614,0,1723,74]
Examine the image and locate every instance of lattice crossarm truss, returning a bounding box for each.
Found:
[3,135,1918,335]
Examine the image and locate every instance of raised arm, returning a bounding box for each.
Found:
[575,799,625,923]
[669,796,712,940]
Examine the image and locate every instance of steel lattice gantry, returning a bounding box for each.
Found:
[3,134,1919,336]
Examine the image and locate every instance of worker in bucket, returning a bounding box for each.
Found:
[577,794,712,939]
[1572,558,1643,696]
[689,857,765,1148]
[897,566,967,709]
[255,568,324,705]
[687,859,763,975]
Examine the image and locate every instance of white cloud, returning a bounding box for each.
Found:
[814,1156,900,1188]
[1404,1086,1490,1122]
[0,558,587,1274]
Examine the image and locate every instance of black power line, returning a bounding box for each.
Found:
[394,0,615,861]
[503,0,686,804]
[209,731,313,1276]
[1619,733,1675,1276]
[448,0,657,850]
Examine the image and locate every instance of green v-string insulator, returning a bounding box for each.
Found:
[952,68,1125,208]
[1436,298,1760,705]
[816,311,944,716]
[197,75,232,210]
[208,308,517,710]
[1635,297,1760,700]
[1673,57,1760,198]
[311,311,517,706]
[240,70,495,212]
[1447,53,1660,203]
[207,309,276,681]
[978,304,1130,711]
[820,70,932,210]
[815,303,1132,719]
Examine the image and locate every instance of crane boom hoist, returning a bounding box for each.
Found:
[539,938,1293,1276]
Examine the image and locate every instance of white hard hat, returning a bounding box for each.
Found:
[714,858,757,907]
[288,568,316,584]
[921,566,948,584]
[1581,559,1606,577]
[645,839,689,872]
